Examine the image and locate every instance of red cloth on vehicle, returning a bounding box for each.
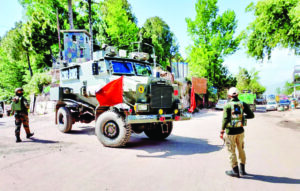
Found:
[188,84,196,113]
[96,76,123,106]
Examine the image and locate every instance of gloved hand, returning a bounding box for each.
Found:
[220,130,225,140]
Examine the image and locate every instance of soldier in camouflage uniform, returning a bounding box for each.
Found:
[220,87,254,177]
[11,88,34,142]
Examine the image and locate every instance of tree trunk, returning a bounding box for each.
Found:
[49,48,54,67]
[88,0,93,60]
[169,57,172,73]
[56,8,62,60]
[177,61,179,78]
[27,51,33,77]
[68,0,74,29]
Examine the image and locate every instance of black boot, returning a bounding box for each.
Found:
[26,133,34,139]
[240,163,247,176]
[16,133,22,143]
[225,166,240,178]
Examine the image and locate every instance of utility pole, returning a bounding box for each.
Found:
[88,0,93,60]
[26,51,33,77]
[68,0,74,29]
[56,8,62,60]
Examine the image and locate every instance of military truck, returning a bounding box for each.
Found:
[50,30,191,147]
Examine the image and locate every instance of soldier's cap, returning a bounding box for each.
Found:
[228,87,238,96]
[15,87,24,93]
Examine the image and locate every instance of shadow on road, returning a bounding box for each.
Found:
[242,174,300,184]
[23,137,59,144]
[0,122,5,126]
[68,126,95,135]
[126,135,221,158]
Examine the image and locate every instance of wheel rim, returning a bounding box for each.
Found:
[103,121,119,139]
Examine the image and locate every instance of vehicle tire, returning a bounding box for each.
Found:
[95,111,131,147]
[144,122,173,140]
[57,107,72,133]
[0,114,3,118]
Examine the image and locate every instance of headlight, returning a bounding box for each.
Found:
[137,104,148,111]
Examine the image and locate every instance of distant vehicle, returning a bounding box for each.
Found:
[266,101,277,111]
[278,99,290,110]
[255,98,266,105]
[215,99,228,110]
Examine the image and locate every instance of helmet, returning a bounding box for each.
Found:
[228,87,238,96]
[15,88,24,94]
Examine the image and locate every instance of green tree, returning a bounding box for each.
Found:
[140,16,178,68]
[236,67,266,95]
[275,87,281,95]
[186,0,242,98]
[280,81,300,95]
[23,72,52,95]
[246,0,300,60]
[96,0,139,50]
[0,26,27,100]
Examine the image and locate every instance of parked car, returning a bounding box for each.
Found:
[266,101,277,111]
[215,99,228,110]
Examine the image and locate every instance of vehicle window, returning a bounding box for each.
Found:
[135,63,152,76]
[112,61,134,75]
[218,100,226,104]
[268,102,276,104]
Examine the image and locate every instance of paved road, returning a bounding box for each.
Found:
[0,109,299,191]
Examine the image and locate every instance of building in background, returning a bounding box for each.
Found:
[172,62,188,81]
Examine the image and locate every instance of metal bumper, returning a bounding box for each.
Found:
[126,113,192,124]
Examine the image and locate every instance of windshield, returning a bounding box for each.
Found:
[135,63,152,76]
[218,100,227,104]
[112,61,134,75]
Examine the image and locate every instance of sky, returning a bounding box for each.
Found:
[0,0,299,94]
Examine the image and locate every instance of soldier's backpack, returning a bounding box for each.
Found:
[228,101,245,128]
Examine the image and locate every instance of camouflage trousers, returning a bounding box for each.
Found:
[15,112,31,135]
[224,132,246,168]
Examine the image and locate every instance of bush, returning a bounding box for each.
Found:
[24,72,52,96]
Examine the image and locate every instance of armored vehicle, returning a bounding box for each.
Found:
[50,30,191,147]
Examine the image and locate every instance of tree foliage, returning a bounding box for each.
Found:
[236,67,266,95]
[278,81,300,95]
[0,23,28,100]
[186,0,242,96]
[96,0,139,49]
[140,16,178,68]
[23,72,52,95]
[246,0,300,60]
[1,0,181,100]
